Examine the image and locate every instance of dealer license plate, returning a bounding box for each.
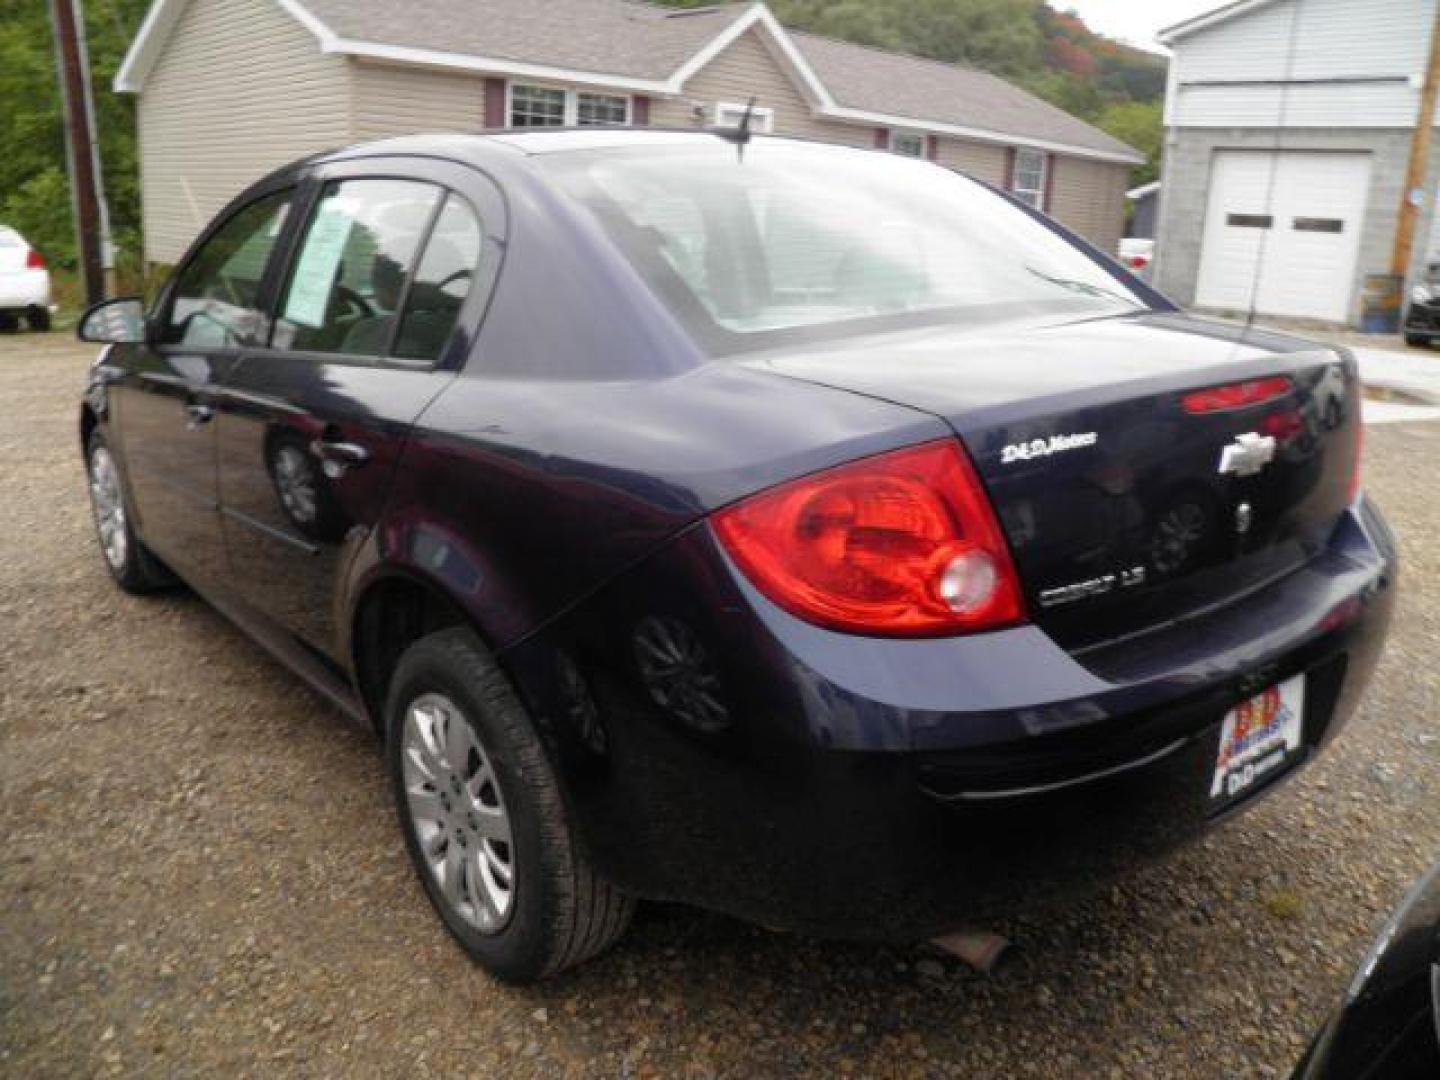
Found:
[1210,675,1305,805]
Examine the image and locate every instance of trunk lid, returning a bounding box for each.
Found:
[745,312,1361,651]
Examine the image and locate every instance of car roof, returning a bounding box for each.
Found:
[317,128,866,169]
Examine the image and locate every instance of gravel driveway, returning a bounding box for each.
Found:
[2,332,1437,1078]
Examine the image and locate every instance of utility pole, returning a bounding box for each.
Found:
[1391,3,1440,283]
[49,0,112,306]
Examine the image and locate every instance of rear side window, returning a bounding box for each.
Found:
[164,190,292,347]
[274,178,441,357]
[393,194,483,362]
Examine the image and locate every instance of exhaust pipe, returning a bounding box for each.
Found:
[930,929,1012,975]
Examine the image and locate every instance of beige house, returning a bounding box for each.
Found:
[117,0,1143,266]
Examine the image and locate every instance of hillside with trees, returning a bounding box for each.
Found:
[666,0,1165,181]
[3,0,1163,287]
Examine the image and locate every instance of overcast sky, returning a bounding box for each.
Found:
[1050,0,1227,51]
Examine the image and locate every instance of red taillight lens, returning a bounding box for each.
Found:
[1128,255,1149,269]
[25,248,44,270]
[1182,376,1292,414]
[712,441,1026,636]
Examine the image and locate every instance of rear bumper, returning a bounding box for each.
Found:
[0,269,50,310]
[504,497,1398,939]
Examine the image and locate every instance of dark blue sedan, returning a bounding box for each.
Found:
[76,130,1396,982]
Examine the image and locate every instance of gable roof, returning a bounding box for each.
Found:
[116,0,1143,164]
[1157,0,1283,44]
[792,31,1141,160]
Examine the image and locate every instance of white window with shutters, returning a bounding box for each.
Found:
[1012,148,1046,209]
[508,83,631,127]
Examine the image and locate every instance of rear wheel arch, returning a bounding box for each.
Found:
[349,570,485,735]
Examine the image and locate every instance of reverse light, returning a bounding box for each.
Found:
[712,440,1026,636]
[25,248,45,270]
[1182,376,1293,414]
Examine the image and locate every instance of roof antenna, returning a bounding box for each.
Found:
[714,96,758,162]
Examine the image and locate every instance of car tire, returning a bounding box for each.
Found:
[26,306,50,332]
[1404,332,1428,348]
[85,430,175,593]
[386,627,634,983]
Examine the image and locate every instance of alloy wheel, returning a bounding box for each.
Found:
[89,445,129,571]
[273,444,318,524]
[401,692,516,933]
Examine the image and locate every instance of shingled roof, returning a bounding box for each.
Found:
[300,0,748,82]
[116,0,1143,163]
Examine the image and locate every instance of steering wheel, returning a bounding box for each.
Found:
[437,268,472,293]
[333,284,374,318]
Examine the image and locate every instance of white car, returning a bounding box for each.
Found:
[1117,237,1155,281]
[0,226,53,331]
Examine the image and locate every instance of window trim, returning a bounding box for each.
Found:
[157,184,301,353]
[889,129,926,158]
[713,101,775,134]
[266,174,490,370]
[1011,147,1047,209]
[506,81,632,127]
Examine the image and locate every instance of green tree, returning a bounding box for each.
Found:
[0,0,148,288]
[1096,98,1163,185]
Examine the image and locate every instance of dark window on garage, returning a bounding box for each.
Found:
[1293,217,1344,233]
[1226,213,1273,229]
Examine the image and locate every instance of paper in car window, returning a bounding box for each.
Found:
[284,203,355,329]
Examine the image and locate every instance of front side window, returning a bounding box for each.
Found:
[1012,148,1047,209]
[545,142,1144,349]
[164,190,292,347]
[275,178,441,356]
[891,131,926,159]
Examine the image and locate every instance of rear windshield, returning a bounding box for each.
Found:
[542,141,1147,353]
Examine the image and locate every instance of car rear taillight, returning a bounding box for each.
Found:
[712,440,1026,636]
[1182,376,1293,414]
[1128,255,1149,269]
[25,248,45,270]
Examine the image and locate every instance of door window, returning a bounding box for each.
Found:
[393,194,484,362]
[164,190,292,347]
[274,178,442,356]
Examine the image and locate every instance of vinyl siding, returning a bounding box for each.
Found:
[350,60,488,140]
[649,29,873,148]
[1047,156,1129,256]
[934,137,1008,185]
[1168,0,1435,129]
[138,0,350,264]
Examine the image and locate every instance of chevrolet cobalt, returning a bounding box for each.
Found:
[77,131,1396,982]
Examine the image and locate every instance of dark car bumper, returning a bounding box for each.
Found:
[1404,300,1440,338]
[503,497,1398,940]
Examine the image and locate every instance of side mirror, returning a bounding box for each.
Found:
[78,297,147,345]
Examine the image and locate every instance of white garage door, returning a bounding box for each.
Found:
[1195,150,1372,323]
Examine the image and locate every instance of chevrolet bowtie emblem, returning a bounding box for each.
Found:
[1217,432,1276,477]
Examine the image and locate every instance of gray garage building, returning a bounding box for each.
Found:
[1154,0,1440,326]
[116,0,1142,267]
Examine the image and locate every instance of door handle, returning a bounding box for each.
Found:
[310,437,370,477]
[185,403,215,430]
